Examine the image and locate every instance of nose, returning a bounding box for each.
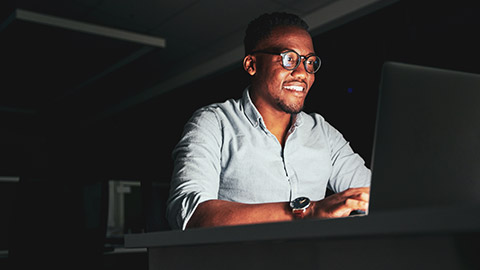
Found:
[291,58,308,79]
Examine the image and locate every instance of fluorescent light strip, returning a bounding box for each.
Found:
[15,9,166,48]
[0,176,20,182]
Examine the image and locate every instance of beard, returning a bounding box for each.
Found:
[275,98,304,114]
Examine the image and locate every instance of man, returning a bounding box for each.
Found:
[166,12,370,230]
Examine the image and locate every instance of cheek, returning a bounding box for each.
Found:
[308,75,315,87]
[268,70,289,86]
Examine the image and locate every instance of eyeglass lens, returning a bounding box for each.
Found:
[281,51,320,73]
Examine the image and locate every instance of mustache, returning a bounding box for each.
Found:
[283,79,307,85]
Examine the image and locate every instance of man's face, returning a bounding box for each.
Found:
[248,26,316,114]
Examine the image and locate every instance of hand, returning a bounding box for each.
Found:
[310,187,370,219]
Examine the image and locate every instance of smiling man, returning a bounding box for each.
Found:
[166,12,371,230]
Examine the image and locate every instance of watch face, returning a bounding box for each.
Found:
[291,197,310,209]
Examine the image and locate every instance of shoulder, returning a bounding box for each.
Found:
[299,111,330,130]
[189,97,242,125]
[298,111,344,140]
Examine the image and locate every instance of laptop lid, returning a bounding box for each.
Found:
[369,62,480,212]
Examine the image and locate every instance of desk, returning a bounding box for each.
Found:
[125,205,480,270]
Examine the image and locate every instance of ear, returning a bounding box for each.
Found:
[243,55,256,76]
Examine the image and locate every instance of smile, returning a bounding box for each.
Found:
[283,85,304,92]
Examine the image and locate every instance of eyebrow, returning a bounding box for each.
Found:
[285,49,318,58]
[260,47,316,55]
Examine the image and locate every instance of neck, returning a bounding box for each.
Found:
[250,89,292,147]
[266,113,292,147]
[262,108,292,136]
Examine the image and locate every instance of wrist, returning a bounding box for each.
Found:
[306,200,316,218]
[290,197,311,219]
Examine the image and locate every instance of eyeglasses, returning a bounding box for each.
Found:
[250,50,321,74]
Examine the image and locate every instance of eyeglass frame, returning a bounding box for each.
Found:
[249,49,321,74]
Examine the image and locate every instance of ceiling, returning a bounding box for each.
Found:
[0,0,396,127]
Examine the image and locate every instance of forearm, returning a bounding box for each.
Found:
[186,199,295,228]
[185,187,370,229]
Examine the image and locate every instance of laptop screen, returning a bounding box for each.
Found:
[369,62,480,212]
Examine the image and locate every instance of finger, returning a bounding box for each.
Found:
[345,198,369,211]
[341,187,370,196]
[353,187,370,194]
[359,192,370,202]
[350,191,370,202]
[329,200,367,218]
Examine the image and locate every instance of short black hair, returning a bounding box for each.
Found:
[244,12,309,55]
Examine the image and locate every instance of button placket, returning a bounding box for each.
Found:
[284,125,300,200]
[283,141,299,200]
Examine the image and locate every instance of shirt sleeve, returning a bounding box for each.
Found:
[322,119,371,193]
[166,107,223,230]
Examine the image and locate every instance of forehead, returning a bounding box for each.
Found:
[257,26,314,53]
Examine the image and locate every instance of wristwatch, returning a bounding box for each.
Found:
[290,197,311,219]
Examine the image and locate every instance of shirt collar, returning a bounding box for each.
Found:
[242,87,263,128]
[242,86,305,128]
[292,112,304,127]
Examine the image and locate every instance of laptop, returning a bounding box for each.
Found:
[368,61,480,213]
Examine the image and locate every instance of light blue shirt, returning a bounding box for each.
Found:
[166,88,371,230]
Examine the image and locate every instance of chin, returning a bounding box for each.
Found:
[278,102,304,114]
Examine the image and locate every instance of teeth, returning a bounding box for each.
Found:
[284,85,304,91]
